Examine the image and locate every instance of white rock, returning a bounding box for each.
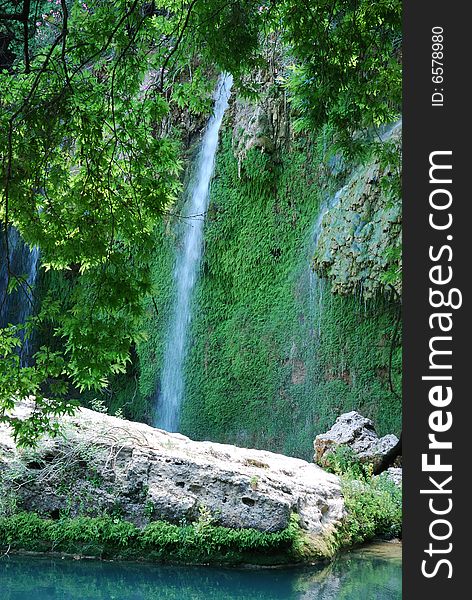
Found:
[314,411,399,470]
[0,401,344,539]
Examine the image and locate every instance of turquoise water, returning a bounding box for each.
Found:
[0,543,401,599]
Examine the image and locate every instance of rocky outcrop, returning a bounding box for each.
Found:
[232,85,288,162]
[313,121,402,298]
[231,34,290,169]
[0,401,344,539]
[314,411,400,471]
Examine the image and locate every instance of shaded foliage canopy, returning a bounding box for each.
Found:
[0,0,401,443]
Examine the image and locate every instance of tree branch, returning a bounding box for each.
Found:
[159,0,199,91]
[22,0,31,73]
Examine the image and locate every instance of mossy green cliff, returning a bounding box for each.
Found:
[92,84,402,461]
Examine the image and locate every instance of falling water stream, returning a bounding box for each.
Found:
[155,74,233,431]
[308,184,347,336]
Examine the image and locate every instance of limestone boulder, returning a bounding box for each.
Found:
[314,411,400,471]
[0,401,344,539]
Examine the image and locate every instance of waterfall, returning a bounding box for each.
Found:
[0,227,40,365]
[308,185,346,335]
[155,73,233,431]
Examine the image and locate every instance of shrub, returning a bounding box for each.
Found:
[323,445,369,480]
[321,447,402,546]
[338,474,402,546]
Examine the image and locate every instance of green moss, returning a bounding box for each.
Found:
[313,146,402,298]
[82,123,401,460]
[179,131,401,459]
[0,512,314,565]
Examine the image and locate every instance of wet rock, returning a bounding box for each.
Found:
[314,411,400,471]
[230,36,290,169]
[312,122,402,298]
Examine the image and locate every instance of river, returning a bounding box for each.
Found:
[0,542,401,599]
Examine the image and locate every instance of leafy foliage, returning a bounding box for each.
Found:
[339,475,402,545]
[323,445,402,545]
[0,511,305,564]
[323,445,369,480]
[1,0,402,446]
[275,0,402,156]
[0,0,265,441]
[273,1,402,281]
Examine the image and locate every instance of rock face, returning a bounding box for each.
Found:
[314,411,400,471]
[231,35,290,169]
[312,121,402,298]
[0,402,344,538]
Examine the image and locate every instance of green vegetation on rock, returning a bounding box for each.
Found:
[0,0,403,570]
[95,121,401,459]
[0,512,312,566]
[177,130,401,458]
[324,446,402,546]
[1,1,402,451]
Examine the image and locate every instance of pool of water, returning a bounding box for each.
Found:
[0,542,401,599]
